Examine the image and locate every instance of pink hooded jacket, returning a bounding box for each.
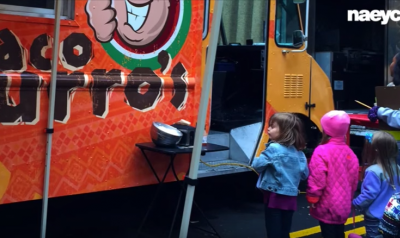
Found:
[306,110,359,224]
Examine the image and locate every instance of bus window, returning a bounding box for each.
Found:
[275,0,302,47]
[0,0,74,19]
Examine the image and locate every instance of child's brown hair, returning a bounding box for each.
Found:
[319,132,331,145]
[363,131,400,186]
[269,113,306,151]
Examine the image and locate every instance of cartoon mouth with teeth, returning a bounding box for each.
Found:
[112,0,180,52]
[125,0,150,32]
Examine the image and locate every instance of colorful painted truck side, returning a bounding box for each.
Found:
[0,0,335,205]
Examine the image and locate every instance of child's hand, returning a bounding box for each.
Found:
[306,195,319,204]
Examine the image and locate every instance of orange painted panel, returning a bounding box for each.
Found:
[255,102,276,157]
[0,0,206,204]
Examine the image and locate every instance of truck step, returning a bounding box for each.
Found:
[230,122,262,163]
[202,131,230,162]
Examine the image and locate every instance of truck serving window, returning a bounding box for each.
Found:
[275,0,302,47]
[0,0,74,19]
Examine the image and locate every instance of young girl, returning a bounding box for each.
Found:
[352,131,400,237]
[306,110,359,238]
[251,112,309,238]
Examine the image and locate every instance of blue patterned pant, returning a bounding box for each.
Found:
[364,217,384,238]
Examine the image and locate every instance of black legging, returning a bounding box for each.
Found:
[264,205,294,238]
[319,221,345,238]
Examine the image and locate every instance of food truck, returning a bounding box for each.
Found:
[0,0,391,217]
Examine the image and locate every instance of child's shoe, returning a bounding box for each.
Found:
[348,234,362,238]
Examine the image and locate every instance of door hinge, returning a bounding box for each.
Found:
[305,102,316,110]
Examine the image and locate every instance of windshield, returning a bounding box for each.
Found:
[275,0,303,47]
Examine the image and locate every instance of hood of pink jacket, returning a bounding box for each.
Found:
[321,110,350,138]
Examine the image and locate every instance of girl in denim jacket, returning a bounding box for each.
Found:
[252,113,309,238]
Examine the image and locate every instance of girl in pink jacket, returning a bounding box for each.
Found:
[306,110,359,238]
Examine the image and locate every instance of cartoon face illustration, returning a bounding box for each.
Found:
[85,0,171,48]
[85,0,191,70]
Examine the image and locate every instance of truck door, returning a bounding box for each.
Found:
[266,0,311,118]
[254,0,313,158]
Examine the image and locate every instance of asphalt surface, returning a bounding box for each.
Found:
[0,172,364,238]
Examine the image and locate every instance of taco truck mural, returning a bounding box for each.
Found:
[0,0,205,204]
[0,0,336,207]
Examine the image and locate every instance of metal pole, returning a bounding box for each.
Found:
[40,0,62,237]
[178,0,224,237]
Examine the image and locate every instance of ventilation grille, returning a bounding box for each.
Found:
[284,74,303,98]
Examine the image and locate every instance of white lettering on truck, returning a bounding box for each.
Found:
[347,10,400,25]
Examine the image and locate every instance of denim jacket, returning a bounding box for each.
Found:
[251,142,309,196]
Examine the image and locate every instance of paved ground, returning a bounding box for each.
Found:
[0,172,365,238]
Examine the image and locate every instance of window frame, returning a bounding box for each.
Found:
[202,0,210,40]
[0,0,74,20]
[274,0,303,49]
